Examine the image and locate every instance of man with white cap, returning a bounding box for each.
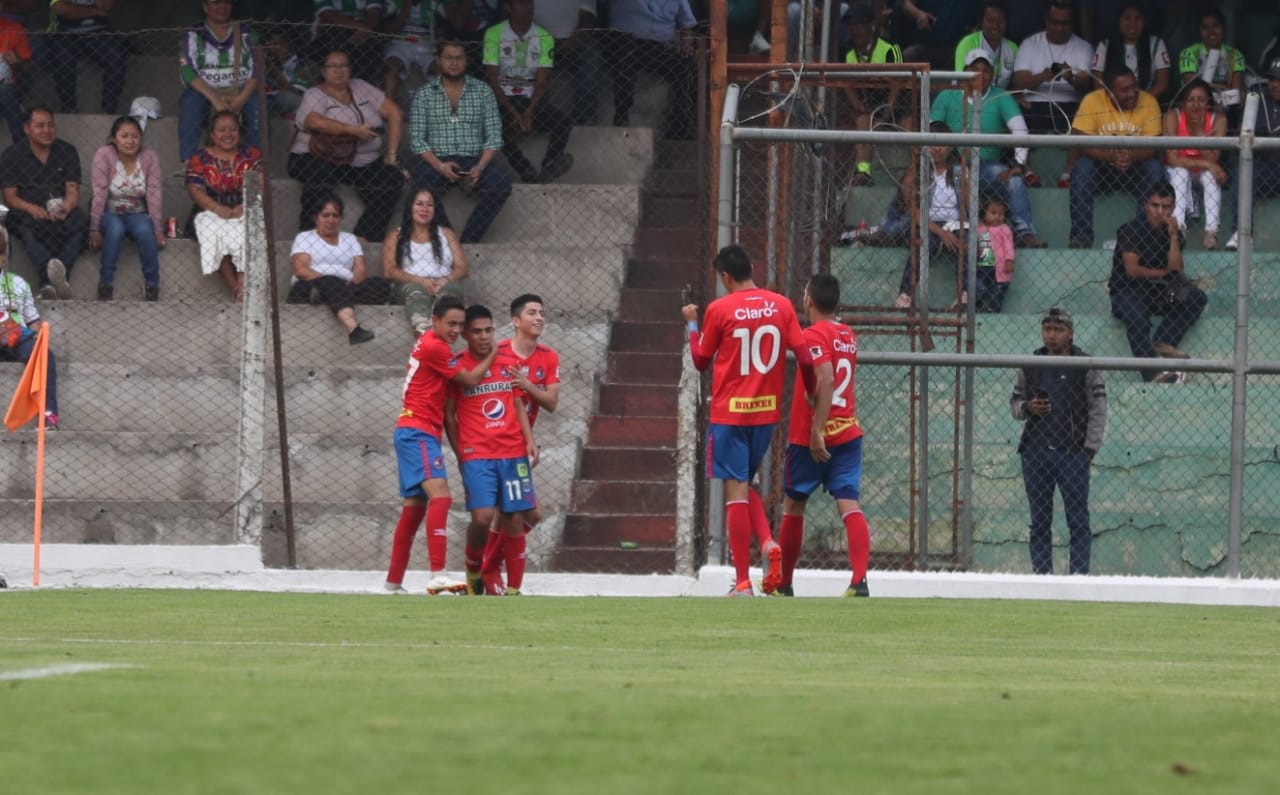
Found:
[932,48,1046,248]
[1010,306,1107,575]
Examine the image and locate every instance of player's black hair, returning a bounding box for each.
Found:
[807,273,841,313]
[1146,181,1175,202]
[713,244,754,282]
[510,293,543,316]
[433,295,465,317]
[464,304,493,326]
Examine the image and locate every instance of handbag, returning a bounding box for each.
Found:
[307,97,363,166]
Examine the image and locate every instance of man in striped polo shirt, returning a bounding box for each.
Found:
[179,0,262,162]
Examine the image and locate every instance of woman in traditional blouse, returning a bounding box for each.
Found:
[185,109,262,301]
[89,115,165,301]
[288,194,391,345]
[382,188,468,336]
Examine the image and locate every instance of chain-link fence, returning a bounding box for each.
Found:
[719,61,1280,579]
[0,21,710,588]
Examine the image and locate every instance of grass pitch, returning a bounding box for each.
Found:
[2,591,1278,794]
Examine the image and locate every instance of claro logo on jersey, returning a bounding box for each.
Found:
[734,300,779,320]
[832,337,858,354]
[729,395,777,414]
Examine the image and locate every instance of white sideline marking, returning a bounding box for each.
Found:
[0,662,140,681]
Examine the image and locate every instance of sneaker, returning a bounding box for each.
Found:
[538,152,573,183]
[426,574,468,595]
[760,540,783,594]
[1202,230,1218,250]
[768,584,794,597]
[894,292,912,309]
[466,571,484,595]
[749,31,771,54]
[1056,172,1071,189]
[348,326,375,345]
[43,411,59,429]
[1022,169,1042,188]
[727,580,755,598]
[1068,238,1092,250]
[143,285,159,302]
[1226,231,1239,250]
[47,258,71,299]
[383,581,407,593]
[1152,370,1186,384]
[1017,233,1048,249]
[1153,342,1190,359]
[38,284,56,299]
[843,578,870,597]
[504,587,522,596]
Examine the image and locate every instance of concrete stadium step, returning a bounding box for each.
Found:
[606,351,684,383]
[586,415,677,447]
[624,257,700,289]
[596,381,679,416]
[561,513,677,547]
[608,319,685,351]
[617,287,683,320]
[579,447,677,481]
[570,478,675,515]
[0,500,236,546]
[552,544,676,574]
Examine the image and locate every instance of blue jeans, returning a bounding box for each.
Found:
[556,34,602,125]
[1068,156,1165,244]
[5,207,89,288]
[1021,446,1091,574]
[1110,281,1208,381]
[1227,158,1280,230]
[99,212,160,287]
[179,87,262,163]
[0,333,58,414]
[979,160,1036,238]
[48,31,126,114]
[411,156,512,244]
[898,231,968,297]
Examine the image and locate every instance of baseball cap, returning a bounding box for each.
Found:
[1042,307,1073,328]
[963,49,993,69]
[1267,58,1280,80]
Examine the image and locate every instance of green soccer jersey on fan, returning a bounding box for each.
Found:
[482,21,554,98]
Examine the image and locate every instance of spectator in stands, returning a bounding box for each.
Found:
[0,1,32,143]
[1079,0,1170,47]
[1010,306,1107,575]
[931,50,1046,249]
[313,0,394,84]
[89,116,164,302]
[288,194,390,345]
[600,0,697,140]
[1226,59,1280,251]
[899,0,977,70]
[484,0,574,184]
[842,3,905,188]
[895,120,966,310]
[1164,78,1226,250]
[0,107,87,300]
[383,187,467,335]
[48,0,127,115]
[0,233,59,427]
[383,1,441,105]
[532,0,600,125]
[953,1,1017,90]
[409,40,509,243]
[1178,10,1245,109]
[288,49,405,243]
[185,109,262,302]
[1110,182,1207,383]
[263,28,314,120]
[440,0,502,74]
[178,0,261,164]
[1011,0,1093,188]
[1090,3,1171,104]
[1067,66,1164,249]
[974,195,1015,312]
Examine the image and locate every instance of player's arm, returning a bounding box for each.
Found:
[787,314,817,395]
[515,396,539,468]
[511,370,559,413]
[809,359,835,463]
[443,393,461,454]
[450,346,499,388]
[682,303,715,370]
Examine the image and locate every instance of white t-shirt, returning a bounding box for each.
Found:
[1014,32,1094,104]
[401,227,454,279]
[0,271,38,326]
[290,230,365,281]
[927,170,960,224]
[1091,38,1171,91]
[532,0,597,39]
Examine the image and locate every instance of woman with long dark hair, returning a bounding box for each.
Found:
[382,188,468,336]
[1091,4,1171,101]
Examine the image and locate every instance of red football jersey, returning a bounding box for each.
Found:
[787,320,862,447]
[497,338,560,427]
[692,287,806,426]
[447,349,528,462]
[397,332,464,436]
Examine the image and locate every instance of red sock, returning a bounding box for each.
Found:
[504,533,527,590]
[779,514,805,587]
[465,545,484,574]
[844,509,871,584]
[726,500,751,584]
[522,520,534,535]
[386,504,426,584]
[425,498,451,571]
[747,490,774,548]
[480,529,505,574]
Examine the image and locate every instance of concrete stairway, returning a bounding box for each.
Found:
[555,142,705,573]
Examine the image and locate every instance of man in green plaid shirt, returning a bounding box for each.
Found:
[409,40,510,243]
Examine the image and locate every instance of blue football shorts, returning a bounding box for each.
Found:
[460,457,537,512]
[784,437,863,502]
[706,423,774,483]
[394,427,448,498]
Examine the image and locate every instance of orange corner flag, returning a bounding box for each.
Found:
[5,323,49,431]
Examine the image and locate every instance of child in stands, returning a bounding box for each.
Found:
[974,195,1016,313]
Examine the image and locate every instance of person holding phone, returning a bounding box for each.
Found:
[1011,307,1108,575]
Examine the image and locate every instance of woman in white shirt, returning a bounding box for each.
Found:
[1091,4,1171,102]
[382,187,469,336]
[895,121,967,309]
[287,195,391,345]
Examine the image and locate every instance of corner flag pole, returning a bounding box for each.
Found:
[3,323,50,586]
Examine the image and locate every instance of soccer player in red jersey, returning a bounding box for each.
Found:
[776,274,872,597]
[444,304,540,595]
[387,295,498,595]
[477,293,561,594]
[682,244,816,596]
